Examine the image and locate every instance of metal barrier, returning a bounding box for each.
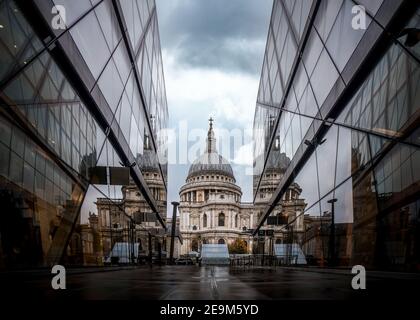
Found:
[229,254,299,269]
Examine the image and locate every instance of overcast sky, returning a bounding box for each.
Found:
[156,0,273,215]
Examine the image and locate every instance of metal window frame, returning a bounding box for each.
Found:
[11,0,166,228]
[253,0,418,235]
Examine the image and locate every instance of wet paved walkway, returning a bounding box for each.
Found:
[2,265,418,300]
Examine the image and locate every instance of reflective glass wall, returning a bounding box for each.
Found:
[0,0,168,269]
[253,0,420,271]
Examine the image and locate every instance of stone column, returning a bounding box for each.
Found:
[226,211,229,228]
[181,210,185,229]
[185,211,188,229]
[199,213,202,229]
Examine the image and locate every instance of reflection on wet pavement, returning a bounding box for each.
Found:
[2,265,418,300]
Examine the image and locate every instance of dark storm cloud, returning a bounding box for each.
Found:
[156,0,272,74]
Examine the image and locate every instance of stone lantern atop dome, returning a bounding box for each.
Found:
[186,118,235,182]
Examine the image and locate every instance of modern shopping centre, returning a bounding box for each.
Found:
[0,0,419,303]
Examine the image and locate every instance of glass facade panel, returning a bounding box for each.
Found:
[314,0,344,42]
[290,0,312,40]
[97,58,124,113]
[357,0,384,16]
[279,30,297,84]
[338,44,420,139]
[0,0,43,82]
[315,125,338,198]
[52,0,92,27]
[0,0,167,269]
[254,0,420,272]
[401,7,420,61]
[70,10,111,80]
[95,0,121,52]
[293,152,319,212]
[120,0,146,51]
[310,48,339,107]
[325,0,372,72]
[302,28,323,77]
[299,83,319,119]
[2,53,98,180]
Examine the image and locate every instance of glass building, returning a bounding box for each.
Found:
[253,0,420,271]
[0,0,168,269]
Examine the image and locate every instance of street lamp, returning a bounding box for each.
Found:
[169,201,180,264]
[327,198,337,267]
[129,218,135,265]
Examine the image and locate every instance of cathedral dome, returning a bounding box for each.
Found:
[137,148,160,173]
[265,150,290,172]
[188,152,234,179]
[186,118,235,181]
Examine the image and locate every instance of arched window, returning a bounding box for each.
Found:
[202,238,208,244]
[218,212,225,226]
[235,214,238,228]
[154,239,161,253]
[274,136,280,150]
[278,213,287,224]
[275,238,282,244]
[70,234,81,255]
[191,239,198,252]
[203,214,207,228]
[218,238,225,244]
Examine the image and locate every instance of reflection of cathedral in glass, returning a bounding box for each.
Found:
[253,0,420,271]
[85,150,167,265]
[0,0,168,268]
[179,119,306,255]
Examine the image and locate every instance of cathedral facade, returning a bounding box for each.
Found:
[78,143,170,265]
[179,119,307,256]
